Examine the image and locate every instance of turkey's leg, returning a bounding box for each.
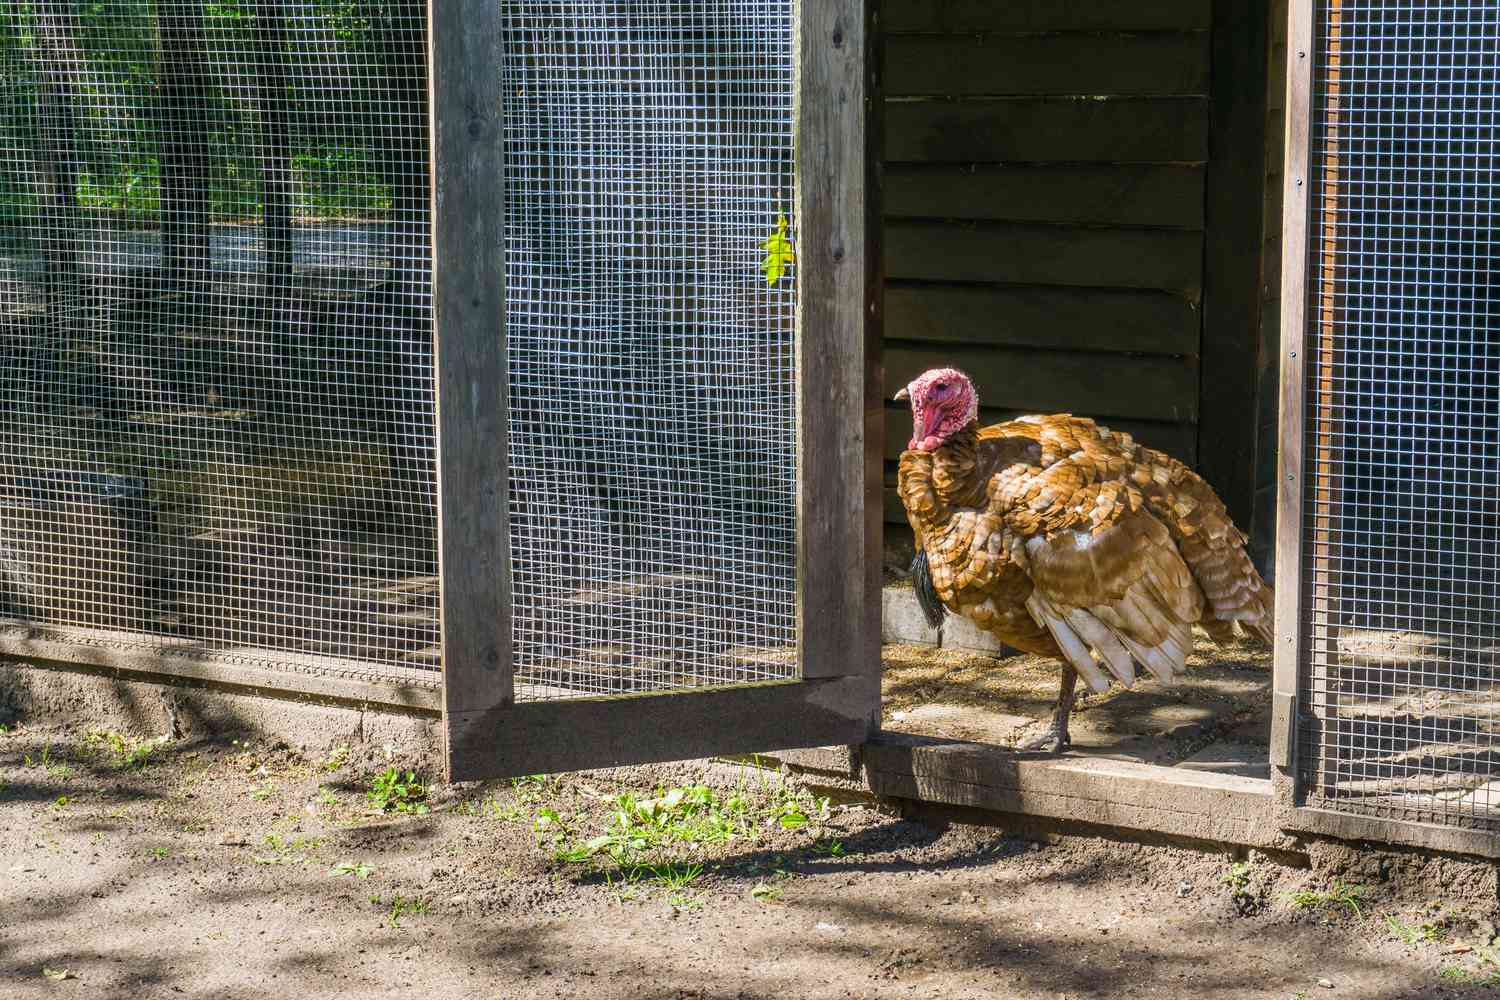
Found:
[1016,663,1078,754]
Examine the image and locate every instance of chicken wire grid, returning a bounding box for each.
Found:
[499,1,801,701]
[1299,0,1500,831]
[0,3,440,685]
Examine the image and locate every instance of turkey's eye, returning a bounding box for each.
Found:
[934,382,949,393]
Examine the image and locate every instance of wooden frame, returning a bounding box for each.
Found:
[430,0,514,772]
[434,1,883,781]
[1271,0,1313,776]
[1276,0,1350,807]
[1266,0,1491,853]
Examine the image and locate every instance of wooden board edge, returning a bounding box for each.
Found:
[446,677,875,781]
[861,733,1283,850]
[1271,0,1315,782]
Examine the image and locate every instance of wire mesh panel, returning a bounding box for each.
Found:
[499,2,800,701]
[1300,0,1500,830]
[0,3,438,682]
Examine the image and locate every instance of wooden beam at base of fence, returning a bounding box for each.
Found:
[446,678,874,782]
[859,733,1287,852]
[1282,806,1500,862]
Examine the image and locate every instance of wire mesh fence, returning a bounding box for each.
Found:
[500,1,800,700]
[0,2,438,681]
[0,2,800,699]
[1301,0,1500,831]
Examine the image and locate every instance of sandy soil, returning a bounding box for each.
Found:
[2,721,1498,1000]
[880,635,1271,767]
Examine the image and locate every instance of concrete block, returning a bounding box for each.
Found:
[941,613,1018,657]
[0,660,440,764]
[883,585,938,645]
[781,745,860,778]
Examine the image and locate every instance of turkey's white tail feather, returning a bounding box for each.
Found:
[1156,626,1185,668]
[1064,608,1136,686]
[1028,585,1195,692]
[1026,594,1112,693]
[1116,634,1175,683]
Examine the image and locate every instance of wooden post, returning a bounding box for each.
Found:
[1272,0,1314,776]
[1197,0,1271,534]
[795,0,882,713]
[429,2,512,781]
[1273,0,1342,792]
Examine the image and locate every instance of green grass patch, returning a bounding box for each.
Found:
[368,768,428,815]
[1286,879,1367,920]
[81,730,171,770]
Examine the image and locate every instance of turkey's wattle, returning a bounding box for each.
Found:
[894,367,1273,754]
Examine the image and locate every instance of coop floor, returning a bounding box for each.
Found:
[879,635,1272,778]
[2,723,1496,1000]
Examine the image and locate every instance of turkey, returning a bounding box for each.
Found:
[894,367,1274,753]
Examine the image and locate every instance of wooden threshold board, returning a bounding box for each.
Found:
[788,731,1286,851]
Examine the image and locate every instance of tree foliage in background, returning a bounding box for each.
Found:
[0,0,428,248]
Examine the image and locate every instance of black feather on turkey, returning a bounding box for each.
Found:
[910,548,947,630]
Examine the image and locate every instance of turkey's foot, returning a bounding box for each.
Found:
[1016,715,1071,754]
[1016,663,1078,755]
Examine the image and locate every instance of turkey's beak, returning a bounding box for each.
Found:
[893,386,910,402]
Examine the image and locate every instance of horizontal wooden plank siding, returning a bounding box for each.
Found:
[885,32,1210,98]
[887,222,1204,295]
[1194,0,1272,537]
[884,0,1211,33]
[886,284,1200,356]
[880,1,1213,526]
[886,98,1210,164]
[886,344,1199,423]
[884,406,1202,524]
[883,407,1200,464]
[885,164,1205,229]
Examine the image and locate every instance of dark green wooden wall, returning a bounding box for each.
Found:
[880,0,1279,550]
[1251,0,1290,577]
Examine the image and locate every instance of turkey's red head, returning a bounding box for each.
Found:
[896,367,978,452]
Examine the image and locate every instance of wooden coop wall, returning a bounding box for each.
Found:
[1253,0,1292,578]
[880,0,1279,551]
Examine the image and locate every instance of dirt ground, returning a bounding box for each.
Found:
[3,722,1500,1000]
[880,534,1274,771]
[880,635,1272,771]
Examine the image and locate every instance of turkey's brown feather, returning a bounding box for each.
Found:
[898,414,1273,692]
